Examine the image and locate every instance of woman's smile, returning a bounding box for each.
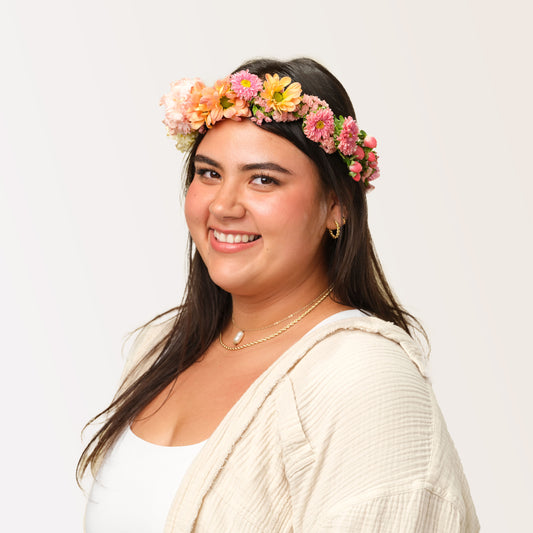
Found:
[210,228,262,252]
[212,229,261,244]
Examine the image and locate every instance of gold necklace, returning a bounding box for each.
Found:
[219,287,333,351]
[230,287,332,345]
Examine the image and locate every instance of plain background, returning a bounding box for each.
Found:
[1,0,531,531]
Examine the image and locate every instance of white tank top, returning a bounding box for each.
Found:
[85,428,207,533]
[84,309,366,532]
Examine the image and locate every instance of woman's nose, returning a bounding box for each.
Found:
[208,181,246,219]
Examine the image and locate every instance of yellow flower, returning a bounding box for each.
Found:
[260,73,302,113]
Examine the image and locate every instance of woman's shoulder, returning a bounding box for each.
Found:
[290,314,430,387]
[117,309,178,390]
[284,314,435,465]
[279,315,478,526]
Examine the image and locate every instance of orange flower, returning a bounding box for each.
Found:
[222,96,252,120]
[188,79,226,129]
[189,78,251,129]
[260,73,302,113]
[188,81,209,130]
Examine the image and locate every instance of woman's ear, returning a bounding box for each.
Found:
[325,190,345,232]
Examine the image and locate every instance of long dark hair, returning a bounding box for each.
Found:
[77,57,426,485]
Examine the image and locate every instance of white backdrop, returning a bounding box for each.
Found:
[1,0,531,531]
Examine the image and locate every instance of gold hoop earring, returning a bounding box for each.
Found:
[328,218,346,240]
[329,220,341,239]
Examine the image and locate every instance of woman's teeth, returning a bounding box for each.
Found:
[213,230,260,244]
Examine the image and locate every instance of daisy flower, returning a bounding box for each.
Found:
[230,70,262,100]
[303,107,335,142]
[190,79,234,129]
[261,73,302,113]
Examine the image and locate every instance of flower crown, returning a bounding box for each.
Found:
[160,70,380,189]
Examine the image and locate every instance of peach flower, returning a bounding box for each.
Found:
[160,78,201,135]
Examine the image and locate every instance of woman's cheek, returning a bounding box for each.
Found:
[184,183,208,229]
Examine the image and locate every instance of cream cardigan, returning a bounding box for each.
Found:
[103,314,480,532]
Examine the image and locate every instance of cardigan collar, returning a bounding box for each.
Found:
[163,315,429,532]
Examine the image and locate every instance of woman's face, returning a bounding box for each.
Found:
[184,119,340,299]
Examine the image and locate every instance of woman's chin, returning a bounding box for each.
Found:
[211,276,261,297]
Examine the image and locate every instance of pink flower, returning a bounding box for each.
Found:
[303,108,335,142]
[349,161,362,173]
[230,70,263,100]
[254,97,268,108]
[354,145,364,160]
[272,110,289,122]
[337,116,359,156]
[160,78,201,135]
[298,103,310,116]
[251,110,266,124]
[320,136,336,154]
[302,94,328,112]
[363,135,377,149]
[352,173,361,182]
[367,152,376,162]
[368,169,380,181]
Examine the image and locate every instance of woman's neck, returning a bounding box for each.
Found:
[229,278,331,331]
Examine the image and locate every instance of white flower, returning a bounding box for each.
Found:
[173,132,197,152]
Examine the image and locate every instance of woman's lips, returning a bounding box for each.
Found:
[210,229,262,252]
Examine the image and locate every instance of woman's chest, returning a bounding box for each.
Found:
[131,347,274,446]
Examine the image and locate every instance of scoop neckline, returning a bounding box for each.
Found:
[127,426,209,449]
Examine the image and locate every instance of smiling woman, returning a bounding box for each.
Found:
[79,58,480,532]
[186,120,335,300]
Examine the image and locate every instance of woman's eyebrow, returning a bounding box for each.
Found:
[240,162,293,174]
[194,154,222,168]
[195,155,293,175]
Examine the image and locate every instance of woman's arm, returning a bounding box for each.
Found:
[283,328,479,532]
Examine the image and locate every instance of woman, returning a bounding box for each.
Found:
[80,58,480,532]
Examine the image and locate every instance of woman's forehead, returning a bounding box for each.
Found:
[197,119,313,171]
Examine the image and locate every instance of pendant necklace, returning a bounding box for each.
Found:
[219,286,333,351]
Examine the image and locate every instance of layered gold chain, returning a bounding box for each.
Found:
[219,287,332,351]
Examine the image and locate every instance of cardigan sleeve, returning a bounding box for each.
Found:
[284,329,479,532]
[311,486,476,532]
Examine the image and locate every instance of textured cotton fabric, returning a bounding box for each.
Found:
[91,314,479,532]
[85,311,365,532]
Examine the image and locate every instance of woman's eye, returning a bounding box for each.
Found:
[252,175,278,186]
[195,168,220,180]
